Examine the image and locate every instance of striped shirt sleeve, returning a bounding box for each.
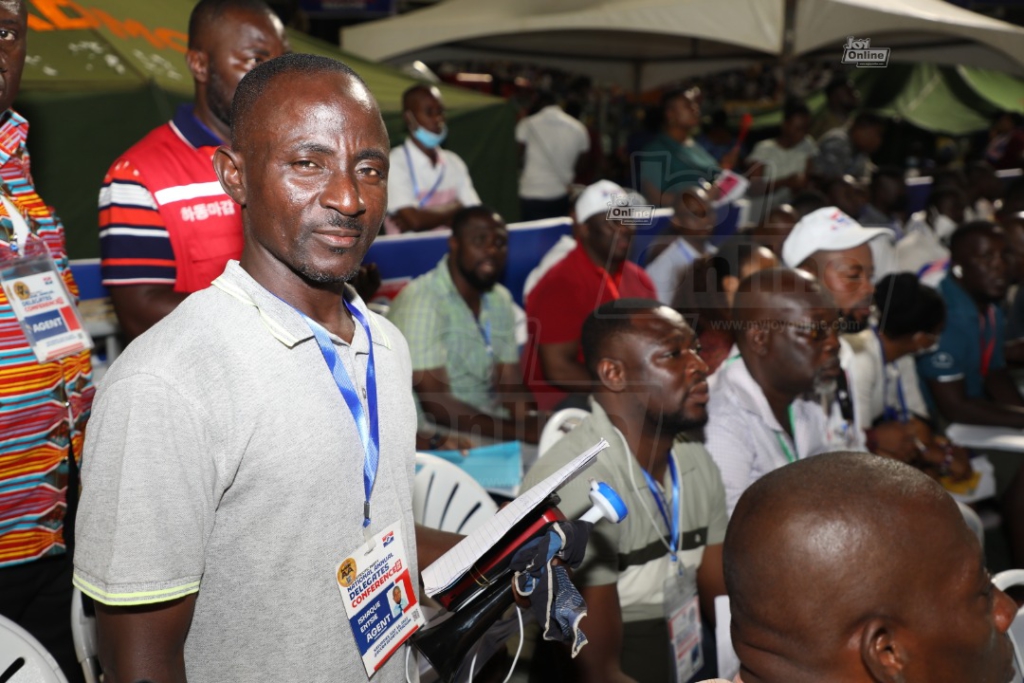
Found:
[98,158,177,287]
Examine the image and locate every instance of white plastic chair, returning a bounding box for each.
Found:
[70,587,100,683]
[413,453,498,535]
[994,569,1024,681]
[0,613,69,683]
[537,408,590,458]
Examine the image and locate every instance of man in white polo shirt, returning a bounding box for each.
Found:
[517,92,590,221]
[385,84,481,234]
[705,268,851,514]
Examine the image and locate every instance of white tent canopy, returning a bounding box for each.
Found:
[341,0,1024,91]
[340,0,784,91]
[795,0,1024,77]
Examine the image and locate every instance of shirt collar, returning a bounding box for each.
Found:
[715,354,787,432]
[587,396,698,476]
[212,260,391,352]
[403,136,445,167]
[0,109,28,167]
[170,104,223,150]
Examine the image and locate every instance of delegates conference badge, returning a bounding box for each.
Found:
[337,522,425,677]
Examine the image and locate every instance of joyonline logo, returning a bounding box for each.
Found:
[841,36,890,68]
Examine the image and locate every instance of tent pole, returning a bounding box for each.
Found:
[633,60,642,95]
[782,0,797,64]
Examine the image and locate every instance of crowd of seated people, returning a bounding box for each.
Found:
[6,5,1024,680]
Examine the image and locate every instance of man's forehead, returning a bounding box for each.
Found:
[0,0,24,20]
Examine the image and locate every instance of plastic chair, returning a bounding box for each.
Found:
[993,569,1024,680]
[71,587,100,683]
[537,408,590,458]
[0,613,69,683]
[413,453,498,535]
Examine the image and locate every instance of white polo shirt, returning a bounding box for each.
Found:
[516,105,590,200]
[896,212,949,278]
[385,138,481,234]
[704,354,853,515]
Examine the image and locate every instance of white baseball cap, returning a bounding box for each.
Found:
[575,180,630,225]
[781,207,892,268]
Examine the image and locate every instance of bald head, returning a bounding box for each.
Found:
[725,453,1015,683]
[732,267,827,328]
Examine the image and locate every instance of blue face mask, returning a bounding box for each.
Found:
[412,123,447,149]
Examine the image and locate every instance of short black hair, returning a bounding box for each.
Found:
[231,53,365,149]
[950,220,1001,261]
[851,111,886,130]
[790,189,828,218]
[825,74,853,97]
[581,298,663,379]
[926,184,966,211]
[870,165,904,189]
[673,236,766,323]
[450,205,502,240]
[188,0,274,48]
[782,98,810,121]
[402,84,437,112]
[874,273,946,339]
[661,87,698,114]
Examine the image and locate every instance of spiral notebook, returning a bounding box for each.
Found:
[421,438,608,598]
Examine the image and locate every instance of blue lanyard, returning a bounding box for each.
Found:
[299,301,380,529]
[475,300,493,360]
[872,326,908,423]
[640,453,680,561]
[404,143,446,208]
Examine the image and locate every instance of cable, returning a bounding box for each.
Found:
[405,644,413,683]
[501,606,525,683]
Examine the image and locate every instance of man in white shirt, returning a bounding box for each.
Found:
[517,92,589,221]
[745,99,817,225]
[645,183,717,304]
[385,85,481,234]
[705,268,849,514]
[896,185,966,279]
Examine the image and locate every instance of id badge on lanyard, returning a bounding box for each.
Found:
[664,561,703,683]
[0,195,91,363]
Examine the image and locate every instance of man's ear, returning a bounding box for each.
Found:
[860,618,906,683]
[748,323,771,357]
[186,48,208,84]
[213,146,247,207]
[447,234,459,256]
[596,358,626,392]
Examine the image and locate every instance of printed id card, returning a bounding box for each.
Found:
[664,562,703,683]
[337,521,426,678]
[0,205,91,363]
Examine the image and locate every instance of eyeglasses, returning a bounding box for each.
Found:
[762,319,843,342]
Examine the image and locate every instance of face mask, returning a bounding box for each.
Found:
[411,123,447,149]
[931,211,958,244]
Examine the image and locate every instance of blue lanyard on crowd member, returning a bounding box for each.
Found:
[404,143,446,208]
[872,326,909,423]
[476,300,494,361]
[299,300,380,530]
[641,453,680,561]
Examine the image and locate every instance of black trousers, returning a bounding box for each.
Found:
[0,553,85,683]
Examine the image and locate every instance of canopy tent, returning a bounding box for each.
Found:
[793,0,1024,77]
[16,0,517,259]
[340,0,785,92]
[342,0,1024,91]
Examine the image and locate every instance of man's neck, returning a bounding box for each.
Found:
[599,395,675,482]
[745,355,799,437]
[240,247,355,342]
[580,242,619,275]
[664,125,691,144]
[192,96,230,145]
[409,136,439,166]
[878,332,911,364]
[447,258,483,317]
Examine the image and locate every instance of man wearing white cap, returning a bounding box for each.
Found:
[781,207,897,453]
[524,180,657,410]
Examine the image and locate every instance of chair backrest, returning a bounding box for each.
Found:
[0,613,69,683]
[71,587,101,683]
[993,569,1024,680]
[413,453,498,535]
[538,408,590,457]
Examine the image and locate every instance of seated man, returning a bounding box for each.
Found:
[917,221,1024,428]
[524,181,656,410]
[744,98,816,225]
[523,299,727,683]
[813,112,885,183]
[724,452,1017,683]
[385,84,480,233]
[388,206,542,444]
[846,273,971,479]
[644,182,717,304]
[896,184,966,278]
[704,269,853,515]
